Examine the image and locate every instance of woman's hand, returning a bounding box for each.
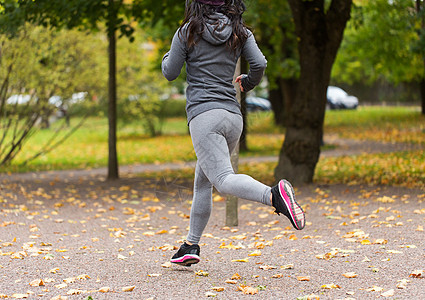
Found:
[235,75,244,92]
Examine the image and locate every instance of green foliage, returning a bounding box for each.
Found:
[245,0,299,86]
[333,0,422,85]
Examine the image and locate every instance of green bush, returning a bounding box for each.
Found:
[160,99,186,118]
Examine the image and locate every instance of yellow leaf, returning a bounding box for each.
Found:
[231,258,249,262]
[297,276,310,281]
[231,273,241,280]
[288,234,298,240]
[211,287,225,292]
[195,270,209,277]
[29,279,44,287]
[147,274,161,277]
[361,239,371,245]
[98,287,111,293]
[373,239,388,244]
[238,285,258,295]
[321,283,340,289]
[342,272,358,278]
[248,250,261,257]
[272,273,284,278]
[122,286,135,292]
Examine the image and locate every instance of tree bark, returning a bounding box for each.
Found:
[239,58,248,152]
[107,0,119,180]
[275,0,352,185]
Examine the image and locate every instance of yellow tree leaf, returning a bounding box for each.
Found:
[342,272,358,278]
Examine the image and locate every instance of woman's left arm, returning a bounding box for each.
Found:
[162,29,187,81]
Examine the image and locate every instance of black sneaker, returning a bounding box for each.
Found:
[271,179,305,230]
[170,242,200,267]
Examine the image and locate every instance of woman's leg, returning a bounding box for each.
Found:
[186,162,213,244]
[189,109,271,206]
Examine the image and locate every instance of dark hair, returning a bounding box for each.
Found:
[179,0,249,52]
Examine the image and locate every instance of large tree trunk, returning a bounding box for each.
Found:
[107,0,119,180]
[275,0,352,185]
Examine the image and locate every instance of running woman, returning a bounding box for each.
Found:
[162,0,305,267]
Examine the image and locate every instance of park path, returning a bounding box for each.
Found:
[0,136,424,299]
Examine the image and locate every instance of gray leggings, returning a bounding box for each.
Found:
[187,109,272,244]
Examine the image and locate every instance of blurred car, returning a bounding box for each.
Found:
[245,96,272,112]
[327,86,358,109]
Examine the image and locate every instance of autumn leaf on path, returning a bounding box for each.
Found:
[211,287,225,292]
[195,270,209,277]
[29,279,44,286]
[297,276,310,281]
[342,272,358,278]
[238,285,258,295]
[321,283,341,289]
[409,270,424,278]
[232,257,249,262]
[231,273,241,280]
[122,286,135,292]
[381,289,395,297]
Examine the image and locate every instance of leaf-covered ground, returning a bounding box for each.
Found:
[1,173,424,299]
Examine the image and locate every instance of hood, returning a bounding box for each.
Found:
[202,13,232,45]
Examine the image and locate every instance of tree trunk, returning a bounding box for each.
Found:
[239,58,248,152]
[107,1,119,180]
[268,79,285,126]
[275,0,352,185]
[421,79,425,115]
[226,58,242,227]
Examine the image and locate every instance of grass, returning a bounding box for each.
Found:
[1,106,424,189]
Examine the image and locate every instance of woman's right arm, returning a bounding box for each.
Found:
[162,29,188,81]
[239,30,267,92]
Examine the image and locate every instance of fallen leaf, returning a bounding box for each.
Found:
[272,273,284,278]
[342,272,358,278]
[147,274,161,277]
[396,279,409,289]
[98,287,111,293]
[205,291,216,297]
[409,270,424,278]
[297,276,310,281]
[248,250,261,257]
[11,294,29,299]
[231,258,249,262]
[195,270,209,277]
[259,265,277,270]
[380,289,394,297]
[225,280,237,284]
[366,286,384,292]
[281,264,294,270]
[29,279,44,286]
[161,262,172,268]
[238,285,258,295]
[210,287,225,292]
[231,273,241,280]
[122,286,135,292]
[321,283,340,289]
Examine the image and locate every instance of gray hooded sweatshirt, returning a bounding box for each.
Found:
[162,13,267,123]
